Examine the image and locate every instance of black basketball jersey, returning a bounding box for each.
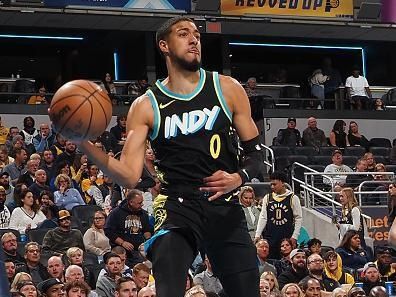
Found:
[263,192,295,240]
[340,207,366,246]
[147,68,239,190]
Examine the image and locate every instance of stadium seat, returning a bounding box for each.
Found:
[270,146,292,158]
[319,147,338,156]
[386,165,396,173]
[287,155,310,165]
[373,155,387,165]
[71,205,102,232]
[369,138,392,148]
[369,147,391,157]
[28,228,52,245]
[276,155,309,171]
[386,88,396,106]
[312,156,332,166]
[344,146,366,157]
[341,156,359,167]
[0,229,21,241]
[294,146,317,157]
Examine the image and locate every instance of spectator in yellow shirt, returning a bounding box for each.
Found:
[0,116,9,145]
[27,86,47,104]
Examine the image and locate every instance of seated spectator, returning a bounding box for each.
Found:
[346,159,372,191]
[100,73,117,95]
[138,286,156,297]
[185,285,206,297]
[363,153,376,172]
[273,238,293,276]
[348,287,366,297]
[329,120,349,148]
[54,174,85,210]
[47,255,66,282]
[42,210,85,254]
[277,249,308,289]
[132,263,151,292]
[65,265,84,283]
[302,117,328,152]
[114,277,138,297]
[345,67,372,110]
[307,238,322,256]
[388,181,396,225]
[110,115,127,154]
[261,271,281,297]
[10,272,32,292]
[0,144,14,171]
[274,118,302,147]
[96,252,123,297]
[37,278,65,297]
[9,190,46,235]
[369,286,387,297]
[128,76,150,97]
[1,232,25,264]
[32,123,55,154]
[3,147,28,186]
[335,230,369,270]
[361,262,385,295]
[38,190,59,225]
[64,280,91,297]
[332,288,348,297]
[65,247,95,290]
[193,256,223,295]
[373,163,391,184]
[71,153,88,186]
[280,283,304,297]
[86,174,113,209]
[256,239,277,275]
[29,169,50,200]
[347,121,369,149]
[298,278,321,297]
[374,98,385,111]
[0,186,11,228]
[373,246,395,278]
[260,278,271,297]
[50,133,66,158]
[5,258,16,287]
[98,246,132,280]
[17,159,39,188]
[81,163,102,204]
[27,85,47,105]
[16,242,50,285]
[16,280,39,297]
[239,186,260,239]
[323,150,353,188]
[0,171,15,211]
[301,253,339,291]
[323,250,354,285]
[83,210,111,256]
[50,161,80,192]
[55,140,77,168]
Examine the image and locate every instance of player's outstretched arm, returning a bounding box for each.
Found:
[78,95,153,189]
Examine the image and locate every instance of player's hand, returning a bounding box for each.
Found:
[200,170,242,202]
[290,237,297,248]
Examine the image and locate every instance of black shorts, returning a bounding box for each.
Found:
[152,191,257,277]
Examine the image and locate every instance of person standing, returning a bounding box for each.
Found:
[254,172,302,259]
[75,16,262,297]
[345,67,372,110]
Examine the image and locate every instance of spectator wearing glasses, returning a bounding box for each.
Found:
[361,262,385,295]
[42,210,85,254]
[83,210,111,256]
[53,174,85,211]
[1,232,25,264]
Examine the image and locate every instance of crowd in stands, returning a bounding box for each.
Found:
[0,110,395,297]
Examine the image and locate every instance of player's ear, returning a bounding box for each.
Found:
[158,40,169,56]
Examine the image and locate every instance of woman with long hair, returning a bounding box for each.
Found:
[330,120,349,148]
[83,210,111,256]
[347,121,369,149]
[261,271,281,297]
[274,238,293,276]
[9,190,46,235]
[71,153,89,186]
[335,187,366,248]
[363,152,376,172]
[280,283,303,297]
[335,230,369,270]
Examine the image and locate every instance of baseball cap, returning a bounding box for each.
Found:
[377,246,393,256]
[0,171,9,178]
[288,118,296,123]
[290,248,305,259]
[37,278,63,293]
[332,149,343,156]
[362,262,378,273]
[58,210,71,220]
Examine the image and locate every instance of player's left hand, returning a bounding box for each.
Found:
[200,170,242,202]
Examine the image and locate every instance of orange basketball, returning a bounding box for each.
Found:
[49,80,112,141]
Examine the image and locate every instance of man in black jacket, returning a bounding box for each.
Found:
[278,249,308,289]
[274,118,302,147]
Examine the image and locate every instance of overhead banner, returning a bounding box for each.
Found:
[44,0,191,10]
[221,0,354,18]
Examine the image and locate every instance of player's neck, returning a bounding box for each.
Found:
[164,66,201,95]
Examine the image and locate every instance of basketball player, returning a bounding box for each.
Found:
[76,16,262,297]
[254,171,302,259]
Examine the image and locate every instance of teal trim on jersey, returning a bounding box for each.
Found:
[155,68,206,101]
[146,90,160,141]
[213,72,232,122]
[144,229,170,253]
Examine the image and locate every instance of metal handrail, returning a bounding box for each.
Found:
[291,162,334,195]
[261,144,275,173]
[357,180,392,205]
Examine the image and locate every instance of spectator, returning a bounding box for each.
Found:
[81,163,102,204]
[323,150,353,188]
[9,190,46,234]
[20,116,38,150]
[5,126,20,152]
[0,116,9,145]
[65,265,84,283]
[280,283,304,297]
[71,154,88,186]
[40,149,55,182]
[1,232,25,264]
[32,123,55,153]
[307,238,322,256]
[374,98,385,111]
[275,238,293,276]
[336,187,367,248]
[98,246,132,280]
[128,76,150,97]
[3,147,28,186]
[259,278,271,297]
[5,258,16,287]
[110,115,127,154]
[299,278,321,297]
[17,159,39,188]
[369,286,387,297]
[100,73,117,95]
[335,230,369,270]
[329,120,349,148]
[277,249,308,289]
[363,153,376,172]
[144,148,156,177]
[322,57,343,101]
[345,67,372,110]
[347,121,369,149]
[38,190,59,225]
[10,272,32,292]
[96,252,123,297]
[255,172,302,259]
[274,118,302,147]
[323,250,355,285]
[27,85,47,105]
[29,169,49,200]
[0,186,11,228]
[65,247,95,290]
[42,210,85,254]
[56,140,77,167]
[115,277,138,297]
[373,246,395,278]
[301,253,339,291]
[142,176,160,216]
[361,262,385,295]
[105,189,152,267]
[0,171,14,209]
[332,288,348,297]
[16,242,50,285]
[346,159,371,191]
[83,210,111,256]
[239,185,260,239]
[194,256,223,294]
[138,287,156,297]
[64,280,91,297]
[47,256,66,282]
[16,281,39,297]
[37,278,65,297]
[261,271,280,297]
[9,135,27,157]
[0,145,14,171]
[302,117,327,152]
[50,133,66,158]
[50,161,80,192]
[388,181,396,225]
[309,69,328,109]
[185,285,207,297]
[132,263,150,292]
[53,174,85,211]
[256,239,277,275]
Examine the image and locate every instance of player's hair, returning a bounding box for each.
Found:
[156,16,195,54]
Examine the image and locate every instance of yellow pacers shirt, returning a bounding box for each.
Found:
[0,126,9,145]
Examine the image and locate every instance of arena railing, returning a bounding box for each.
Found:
[261,144,275,174]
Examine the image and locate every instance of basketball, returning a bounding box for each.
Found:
[49,80,112,141]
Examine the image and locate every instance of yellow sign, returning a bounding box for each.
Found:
[221,0,353,18]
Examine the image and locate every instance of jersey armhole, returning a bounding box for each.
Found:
[146,90,161,141]
[213,72,232,123]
